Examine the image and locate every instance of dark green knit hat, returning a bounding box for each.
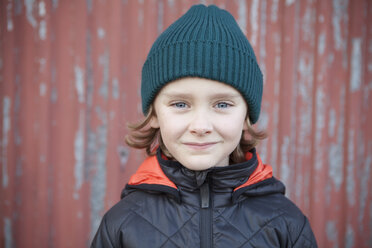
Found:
[141,4,263,124]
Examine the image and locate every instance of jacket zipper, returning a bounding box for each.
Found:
[200,180,212,248]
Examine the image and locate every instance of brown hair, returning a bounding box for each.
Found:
[125,106,267,164]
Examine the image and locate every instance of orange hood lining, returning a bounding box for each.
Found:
[128,153,273,191]
[128,156,178,189]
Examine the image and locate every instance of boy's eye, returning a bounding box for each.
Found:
[173,102,188,108]
[215,102,231,108]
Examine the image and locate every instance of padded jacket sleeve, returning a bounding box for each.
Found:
[90,215,117,248]
[292,216,318,248]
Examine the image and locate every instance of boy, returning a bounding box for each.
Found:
[91,4,317,248]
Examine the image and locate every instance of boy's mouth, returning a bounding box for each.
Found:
[183,142,218,150]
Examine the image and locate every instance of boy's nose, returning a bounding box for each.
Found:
[188,111,213,135]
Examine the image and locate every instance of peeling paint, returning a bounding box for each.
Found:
[270,102,279,172]
[250,0,259,46]
[99,51,110,100]
[74,111,85,196]
[370,203,372,246]
[325,184,332,206]
[4,218,13,248]
[89,108,108,240]
[258,109,269,131]
[39,58,47,72]
[298,55,313,153]
[199,0,207,6]
[75,66,85,103]
[86,0,92,12]
[285,0,296,6]
[350,38,362,92]
[14,75,21,109]
[319,14,324,23]
[15,157,22,177]
[270,0,279,22]
[2,97,11,188]
[346,130,355,205]
[38,1,46,16]
[345,224,354,248]
[298,56,314,99]
[50,86,58,103]
[109,110,115,120]
[328,108,336,137]
[138,6,144,28]
[7,2,14,31]
[301,7,315,42]
[236,0,247,35]
[328,52,335,65]
[280,136,291,196]
[39,20,47,40]
[363,78,372,110]
[77,211,83,219]
[318,32,326,55]
[328,143,343,191]
[117,145,129,170]
[326,221,339,246]
[51,65,56,83]
[258,107,268,163]
[328,87,345,191]
[315,86,325,171]
[14,0,22,15]
[112,78,119,99]
[25,0,37,28]
[97,28,105,39]
[295,174,303,200]
[332,0,348,51]
[157,1,164,34]
[52,0,58,10]
[359,155,371,227]
[86,31,94,108]
[14,82,21,148]
[274,54,280,80]
[167,0,175,8]
[40,82,47,96]
[40,154,46,163]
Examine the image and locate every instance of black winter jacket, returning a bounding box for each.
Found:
[91,149,317,248]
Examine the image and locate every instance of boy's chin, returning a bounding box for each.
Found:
[182,164,213,171]
[180,159,229,171]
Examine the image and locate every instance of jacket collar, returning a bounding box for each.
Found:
[157,148,260,192]
[125,148,280,205]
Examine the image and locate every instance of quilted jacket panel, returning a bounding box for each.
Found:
[91,149,317,248]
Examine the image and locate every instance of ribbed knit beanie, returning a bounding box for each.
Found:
[141,4,263,124]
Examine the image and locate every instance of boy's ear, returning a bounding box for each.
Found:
[149,115,160,128]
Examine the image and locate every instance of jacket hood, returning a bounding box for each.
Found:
[124,149,285,204]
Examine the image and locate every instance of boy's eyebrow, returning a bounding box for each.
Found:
[162,92,242,99]
[162,92,193,99]
[208,92,242,99]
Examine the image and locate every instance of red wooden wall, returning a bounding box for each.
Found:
[1,0,371,247]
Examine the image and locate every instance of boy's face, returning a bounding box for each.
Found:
[150,77,248,171]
